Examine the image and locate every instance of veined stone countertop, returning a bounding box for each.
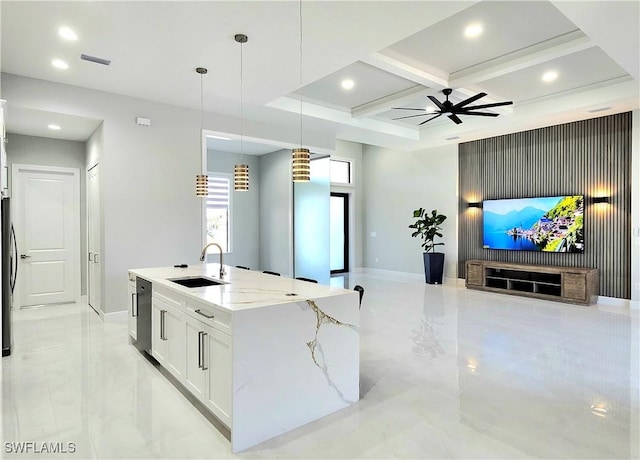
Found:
[129,264,356,312]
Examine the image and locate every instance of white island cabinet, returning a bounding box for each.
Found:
[128,264,359,453]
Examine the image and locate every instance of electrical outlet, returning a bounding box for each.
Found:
[375,257,379,263]
[370,232,376,237]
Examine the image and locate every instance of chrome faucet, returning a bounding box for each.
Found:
[199,242,225,278]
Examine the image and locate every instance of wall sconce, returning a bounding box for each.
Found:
[467,202,482,208]
[592,196,610,204]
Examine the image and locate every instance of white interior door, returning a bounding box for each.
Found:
[87,164,101,313]
[13,164,80,307]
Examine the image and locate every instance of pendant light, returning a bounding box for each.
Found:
[195,66,208,197]
[234,33,249,191]
[292,0,310,182]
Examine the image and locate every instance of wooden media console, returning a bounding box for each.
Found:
[465,260,598,305]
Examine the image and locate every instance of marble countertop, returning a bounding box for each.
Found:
[129,264,356,312]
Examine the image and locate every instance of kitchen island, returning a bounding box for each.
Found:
[128,264,359,452]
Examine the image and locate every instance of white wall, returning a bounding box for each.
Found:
[259,149,293,276]
[6,133,88,295]
[3,75,202,313]
[207,150,260,269]
[333,139,363,269]
[362,143,459,279]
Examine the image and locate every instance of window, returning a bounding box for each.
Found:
[330,159,351,184]
[205,173,232,253]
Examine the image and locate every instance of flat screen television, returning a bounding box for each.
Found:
[482,195,584,252]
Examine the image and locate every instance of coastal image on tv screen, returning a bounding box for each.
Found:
[483,195,584,252]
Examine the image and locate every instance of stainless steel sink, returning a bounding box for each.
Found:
[168,276,227,288]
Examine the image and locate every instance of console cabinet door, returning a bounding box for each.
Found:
[128,280,137,340]
[203,325,232,426]
[466,262,484,287]
[184,316,207,401]
[562,272,587,302]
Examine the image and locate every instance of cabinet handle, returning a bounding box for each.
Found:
[89,252,93,262]
[131,293,138,317]
[195,309,215,319]
[198,331,204,369]
[201,332,208,371]
[94,253,100,264]
[160,310,167,340]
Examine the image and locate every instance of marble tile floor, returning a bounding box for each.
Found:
[2,273,639,459]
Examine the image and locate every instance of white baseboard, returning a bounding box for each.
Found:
[354,267,459,285]
[597,296,638,309]
[104,310,128,323]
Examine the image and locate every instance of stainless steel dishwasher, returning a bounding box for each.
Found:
[135,277,152,354]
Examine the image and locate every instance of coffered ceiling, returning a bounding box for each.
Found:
[1,1,638,151]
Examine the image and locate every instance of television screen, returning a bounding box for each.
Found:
[483,195,584,252]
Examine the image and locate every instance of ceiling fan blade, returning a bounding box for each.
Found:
[452,92,487,109]
[461,111,500,117]
[391,107,427,111]
[392,112,436,121]
[462,101,513,110]
[418,113,442,126]
[448,114,463,124]
[427,95,446,110]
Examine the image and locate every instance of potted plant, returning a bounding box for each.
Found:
[409,208,447,284]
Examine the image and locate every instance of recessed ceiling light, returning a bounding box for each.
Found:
[341,79,355,90]
[58,26,77,41]
[51,59,69,70]
[207,135,231,140]
[48,124,61,130]
[464,23,483,38]
[542,71,558,82]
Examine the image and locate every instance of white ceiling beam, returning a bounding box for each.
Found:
[351,86,433,119]
[450,30,595,88]
[361,50,450,89]
[267,96,419,141]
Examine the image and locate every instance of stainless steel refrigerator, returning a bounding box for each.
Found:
[2,197,17,357]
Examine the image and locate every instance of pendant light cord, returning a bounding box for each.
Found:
[240,38,244,159]
[299,0,303,149]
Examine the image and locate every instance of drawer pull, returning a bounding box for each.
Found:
[195,309,215,319]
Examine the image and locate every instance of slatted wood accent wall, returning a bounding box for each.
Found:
[458,112,632,299]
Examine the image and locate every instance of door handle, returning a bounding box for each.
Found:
[200,332,208,371]
[160,310,167,340]
[131,293,138,317]
[198,331,204,369]
[20,254,31,259]
[195,309,215,319]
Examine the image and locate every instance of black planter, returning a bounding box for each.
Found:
[423,252,445,284]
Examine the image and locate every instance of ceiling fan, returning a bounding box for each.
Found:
[392,88,513,125]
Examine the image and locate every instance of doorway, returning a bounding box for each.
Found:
[330,192,349,274]
[87,164,101,314]
[12,164,80,307]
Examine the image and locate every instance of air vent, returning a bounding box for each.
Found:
[80,54,111,66]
